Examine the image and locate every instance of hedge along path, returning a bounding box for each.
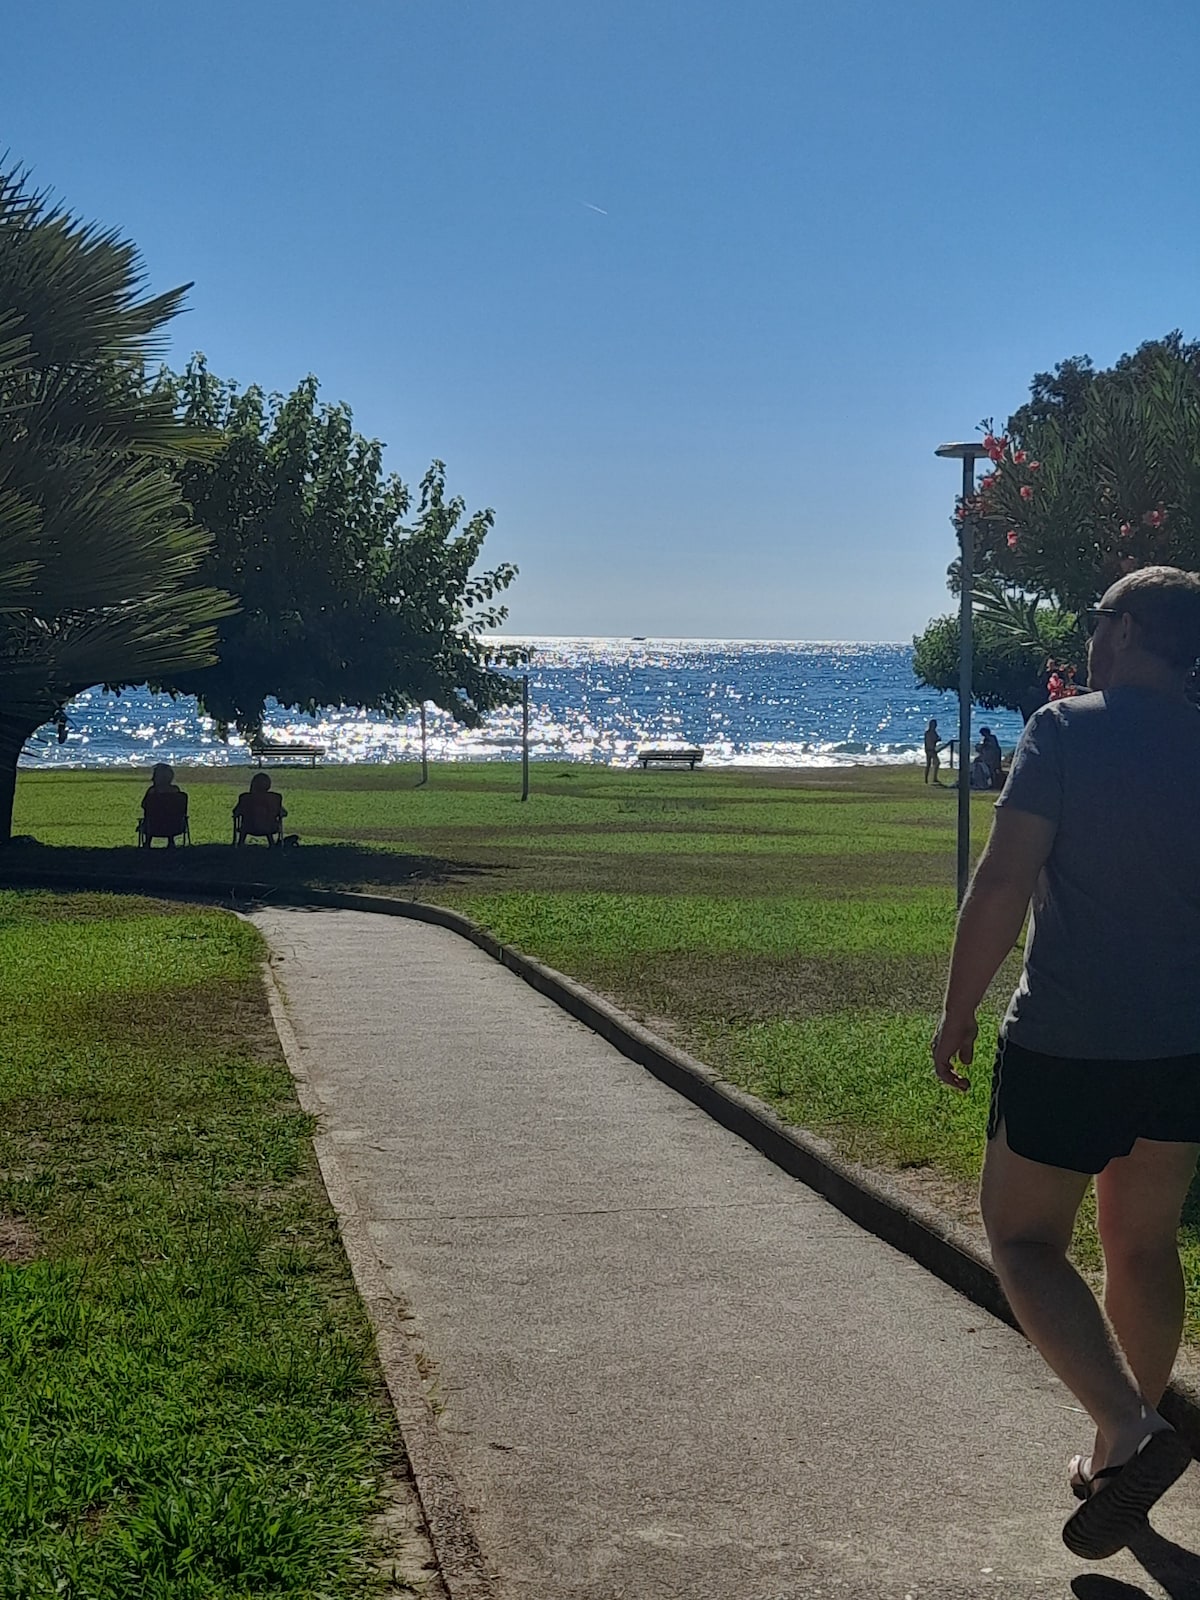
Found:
[0,889,442,1600]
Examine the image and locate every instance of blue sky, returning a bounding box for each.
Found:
[9,0,1200,638]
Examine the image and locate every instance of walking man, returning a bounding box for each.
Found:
[932,566,1200,1558]
[924,717,941,784]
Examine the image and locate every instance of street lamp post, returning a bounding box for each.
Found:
[935,441,987,907]
[520,673,530,802]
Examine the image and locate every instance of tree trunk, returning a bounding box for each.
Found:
[0,740,19,846]
[0,720,41,845]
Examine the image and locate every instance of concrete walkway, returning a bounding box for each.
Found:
[253,908,1200,1600]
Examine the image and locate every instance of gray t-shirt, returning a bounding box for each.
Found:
[997,686,1200,1058]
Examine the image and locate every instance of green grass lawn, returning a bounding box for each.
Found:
[9,759,1200,1345]
[0,889,425,1598]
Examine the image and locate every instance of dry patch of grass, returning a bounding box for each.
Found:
[0,1214,41,1265]
[573,950,951,1023]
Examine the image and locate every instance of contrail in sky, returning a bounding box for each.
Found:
[579,201,608,215]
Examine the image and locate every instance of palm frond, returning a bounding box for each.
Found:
[971,582,1049,656]
[0,162,234,772]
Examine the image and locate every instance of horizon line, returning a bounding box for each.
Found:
[482,634,911,646]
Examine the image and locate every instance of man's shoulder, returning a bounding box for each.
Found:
[1035,691,1105,723]
[1028,689,1200,767]
[1027,691,1130,736]
[1052,687,1200,730]
[1010,695,1116,770]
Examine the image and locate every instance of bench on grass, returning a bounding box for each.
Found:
[636,747,704,770]
[249,739,326,768]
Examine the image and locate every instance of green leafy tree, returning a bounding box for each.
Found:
[0,167,232,842]
[917,334,1200,703]
[159,357,521,737]
[968,337,1200,616]
[912,601,1080,722]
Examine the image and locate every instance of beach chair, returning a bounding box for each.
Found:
[232,781,286,847]
[137,789,190,848]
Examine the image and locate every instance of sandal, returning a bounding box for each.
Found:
[1068,1452,1122,1503]
[1063,1429,1193,1560]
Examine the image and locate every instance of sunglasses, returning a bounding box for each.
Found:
[1085,607,1123,636]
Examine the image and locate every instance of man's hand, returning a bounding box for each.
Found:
[931,807,1052,1097]
[932,1011,977,1093]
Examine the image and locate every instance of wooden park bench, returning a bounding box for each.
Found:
[249,739,326,768]
[636,747,704,770]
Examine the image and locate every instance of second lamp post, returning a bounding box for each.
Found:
[935,441,987,906]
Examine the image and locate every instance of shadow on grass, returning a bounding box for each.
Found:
[1,839,963,900]
[0,840,493,896]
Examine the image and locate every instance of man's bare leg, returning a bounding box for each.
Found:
[1090,1138,1199,1468]
[980,1126,1169,1467]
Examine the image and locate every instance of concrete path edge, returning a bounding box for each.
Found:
[6,862,1200,1458]
[261,952,497,1600]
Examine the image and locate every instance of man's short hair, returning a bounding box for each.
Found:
[1108,566,1200,671]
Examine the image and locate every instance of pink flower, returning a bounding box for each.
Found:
[1028,460,1041,472]
[1119,522,1133,539]
[1142,507,1167,528]
[1012,449,1027,465]
[983,430,1009,463]
[1006,530,1020,550]
[979,474,996,492]
[1020,485,1034,501]
[1047,671,1081,701]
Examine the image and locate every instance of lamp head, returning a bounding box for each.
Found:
[935,442,985,460]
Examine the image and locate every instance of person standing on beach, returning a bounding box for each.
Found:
[923,718,941,784]
[979,726,1004,788]
[932,565,1200,1560]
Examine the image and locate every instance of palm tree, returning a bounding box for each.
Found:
[0,165,233,842]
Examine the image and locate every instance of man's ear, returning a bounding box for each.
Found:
[1115,611,1138,652]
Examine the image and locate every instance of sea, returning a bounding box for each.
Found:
[17,638,1027,771]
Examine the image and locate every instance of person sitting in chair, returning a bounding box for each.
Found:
[970,741,994,790]
[233,772,286,847]
[979,726,1005,789]
[138,763,189,848]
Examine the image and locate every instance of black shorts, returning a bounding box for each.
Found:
[988,1036,1200,1174]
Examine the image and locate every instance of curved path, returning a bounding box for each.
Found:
[253,907,1200,1600]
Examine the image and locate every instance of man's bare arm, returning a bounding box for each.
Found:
[932,807,1057,1091]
